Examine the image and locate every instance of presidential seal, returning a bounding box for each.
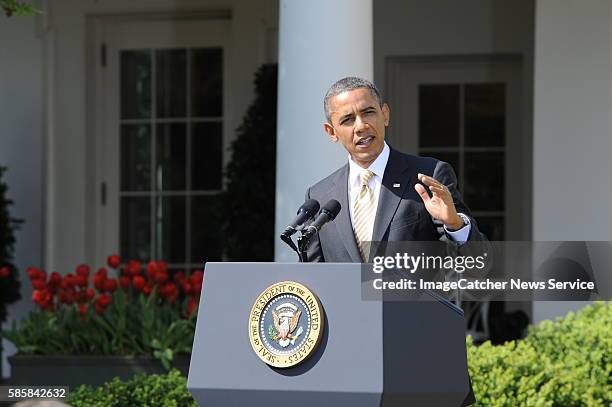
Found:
[248,281,324,368]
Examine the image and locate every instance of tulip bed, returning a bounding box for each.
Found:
[3,256,203,368]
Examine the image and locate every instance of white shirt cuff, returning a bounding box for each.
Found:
[444,213,471,243]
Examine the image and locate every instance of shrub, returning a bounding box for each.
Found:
[468,301,612,406]
[0,165,21,325]
[68,369,196,407]
[222,64,277,261]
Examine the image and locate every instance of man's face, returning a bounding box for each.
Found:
[324,88,390,168]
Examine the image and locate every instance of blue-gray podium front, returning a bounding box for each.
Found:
[187,263,474,406]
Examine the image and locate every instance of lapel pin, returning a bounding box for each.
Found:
[393,183,401,188]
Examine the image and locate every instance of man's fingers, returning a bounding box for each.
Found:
[418,173,443,189]
[428,184,447,197]
[414,183,430,202]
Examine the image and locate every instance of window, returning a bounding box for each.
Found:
[119,47,224,269]
[418,83,506,241]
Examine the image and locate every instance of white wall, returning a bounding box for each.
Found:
[373,0,534,91]
[0,14,42,378]
[46,0,278,271]
[533,0,612,322]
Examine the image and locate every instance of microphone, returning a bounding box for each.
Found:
[301,199,341,241]
[281,199,320,239]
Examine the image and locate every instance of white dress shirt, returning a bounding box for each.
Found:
[347,142,471,243]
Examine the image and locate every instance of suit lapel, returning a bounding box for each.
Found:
[329,164,362,262]
[372,148,415,242]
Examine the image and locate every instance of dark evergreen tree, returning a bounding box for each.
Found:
[222,64,277,261]
[0,165,21,324]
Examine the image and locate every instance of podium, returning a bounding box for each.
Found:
[187,263,474,406]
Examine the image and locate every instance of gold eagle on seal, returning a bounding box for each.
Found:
[271,304,303,347]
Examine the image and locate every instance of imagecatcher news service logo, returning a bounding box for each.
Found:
[248,281,324,368]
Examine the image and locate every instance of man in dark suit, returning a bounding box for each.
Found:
[306,76,489,263]
[305,76,483,407]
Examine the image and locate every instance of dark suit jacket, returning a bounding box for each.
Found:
[305,147,483,406]
[305,147,489,263]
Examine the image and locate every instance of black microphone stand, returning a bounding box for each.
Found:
[280,231,311,262]
[297,235,310,263]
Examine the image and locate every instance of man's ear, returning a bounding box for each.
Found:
[323,122,337,142]
[382,103,390,127]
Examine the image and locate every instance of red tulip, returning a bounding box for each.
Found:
[103,279,117,292]
[154,271,168,284]
[76,275,88,288]
[0,266,10,278]
[76,264,90,277]
[32,290,43,304]
[146,261,158,279]
[107,254,121,269]
[127,260,142,276]
[132,275,145,291]
[157,260,168,275]
[79,303,88,314]
[192,281,202,297]
[185,297,198,318]
[96,267,108,278]
[50,272,62,285]
[32,279,45,290]
[99,293,111,307]
[182,281,193,295]
[119,276,130,289]
[173,271,186,284]
[86,288,95,300]
[142,283,152,296]
[64,273,77,288]
[27,267,42,281]
[190,270,204,285]
[93,274,106,291]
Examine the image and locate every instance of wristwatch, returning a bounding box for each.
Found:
[446,213,470,232]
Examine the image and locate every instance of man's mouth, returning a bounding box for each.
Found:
[356,136,375,147]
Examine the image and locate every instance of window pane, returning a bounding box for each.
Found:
[419,84,460,147]
[120,50,152,119]
[156,123,186,191]
[121,197,151,261]
[426,151,460,180]
[156,196,186,263]
[464,152,504,211]
[465,83,505,147]
[191,196,223,264]
[156,49,187,118]
[121,124,151,191]
[191,123,222,190]
[192,48,223,117]
[474,216,505,241]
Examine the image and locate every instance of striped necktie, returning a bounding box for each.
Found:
[353,169,376,262]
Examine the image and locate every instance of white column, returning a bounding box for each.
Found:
[532,0,612,322]
[275,0,373,261]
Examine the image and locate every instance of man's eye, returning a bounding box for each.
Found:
[341,118,354,125]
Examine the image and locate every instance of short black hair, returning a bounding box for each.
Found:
[323,77,383,122]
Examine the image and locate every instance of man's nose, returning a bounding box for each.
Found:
[354,115,368,132]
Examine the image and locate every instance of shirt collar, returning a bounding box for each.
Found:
[348,142,390,187]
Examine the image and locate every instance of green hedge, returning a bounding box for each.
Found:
[468,301,611,406]
[69,369,196,407]
[69,302,611,407]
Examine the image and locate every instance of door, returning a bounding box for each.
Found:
[92,17,229,273]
